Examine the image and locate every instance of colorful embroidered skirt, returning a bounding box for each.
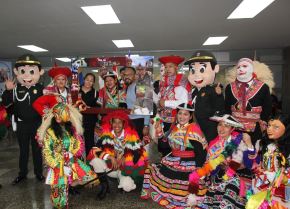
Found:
[141,163,193,209]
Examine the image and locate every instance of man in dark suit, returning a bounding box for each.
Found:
[2,54,45,185]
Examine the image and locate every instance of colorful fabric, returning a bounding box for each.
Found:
[97,87,126,108]
[230,78,264,132]
[43,128,96,208]
[94,125,148,178]
[159,74,191,123]
[141,123,207,209]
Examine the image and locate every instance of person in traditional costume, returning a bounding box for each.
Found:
[185,50,225,144]
[44,65,73,102]
[37,102,97,208]
[2,54,45,185]
[225,58,273,144]
[187,113,255,209]
[157,55,191,156]
[87,110,148,200]
[33,66,73,116]
[97,71,126,109]
[246,114,290,209]
[140,103,208,209]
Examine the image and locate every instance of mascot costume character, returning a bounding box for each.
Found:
[2,54,45,185]
[185,50,224,143]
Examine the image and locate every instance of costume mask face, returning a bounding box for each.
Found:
[236,59,254,82]
[267,119,286,140]
[13,65,44,87]
[188,62,219,89]
[53,103,70,123]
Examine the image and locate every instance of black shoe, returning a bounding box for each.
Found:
[35,175,45,182]
[97,173,110,200]
[12,176,27,185]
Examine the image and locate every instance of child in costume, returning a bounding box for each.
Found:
[37,103,97,208]
[187,113,255,209]
[185,50,225,144]
[246,114,290,209]
[87,110,148,200]
[141,103,208,209]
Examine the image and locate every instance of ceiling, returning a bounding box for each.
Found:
[1,0,290,59]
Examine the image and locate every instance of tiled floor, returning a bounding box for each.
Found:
[0,134,163,209]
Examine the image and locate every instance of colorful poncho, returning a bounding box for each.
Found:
[93,125,148,179]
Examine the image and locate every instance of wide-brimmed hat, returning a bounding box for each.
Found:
[48,65,72,79]
[210,112,244,129]
[177,103,195,112]
[158,55,184,66]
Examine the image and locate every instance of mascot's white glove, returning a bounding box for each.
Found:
[64,166,72,176]
[118,174,136,192]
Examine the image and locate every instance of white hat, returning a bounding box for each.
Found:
[210,112,244,129]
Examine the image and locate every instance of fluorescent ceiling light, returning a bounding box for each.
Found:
[17,45,48,52]
[92,69,98,73]
[56,57,72,62]
[81,5,120,24]
[126,54,139,57]
[228,0,275,19]
[203,36,228,45]
[112,39,134,48]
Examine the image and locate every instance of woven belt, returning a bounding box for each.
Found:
[172,150,195,158]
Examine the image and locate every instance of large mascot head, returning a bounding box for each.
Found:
[13,54,44,87]
[185,50,219,89]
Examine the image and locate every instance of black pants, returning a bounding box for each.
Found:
[83,121,97,156]
[130,118,144,139]
[16,121,42,177]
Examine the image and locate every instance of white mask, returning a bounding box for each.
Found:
[236,58,254,82]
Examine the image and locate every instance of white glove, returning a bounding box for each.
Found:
[64,166,72,176]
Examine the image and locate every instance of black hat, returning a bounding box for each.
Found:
[177,103,195,112]
[15,54,41,68]
[103,71,118,79]
[184,50,217,65]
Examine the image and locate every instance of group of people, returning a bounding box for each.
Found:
[1,50,289,209]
